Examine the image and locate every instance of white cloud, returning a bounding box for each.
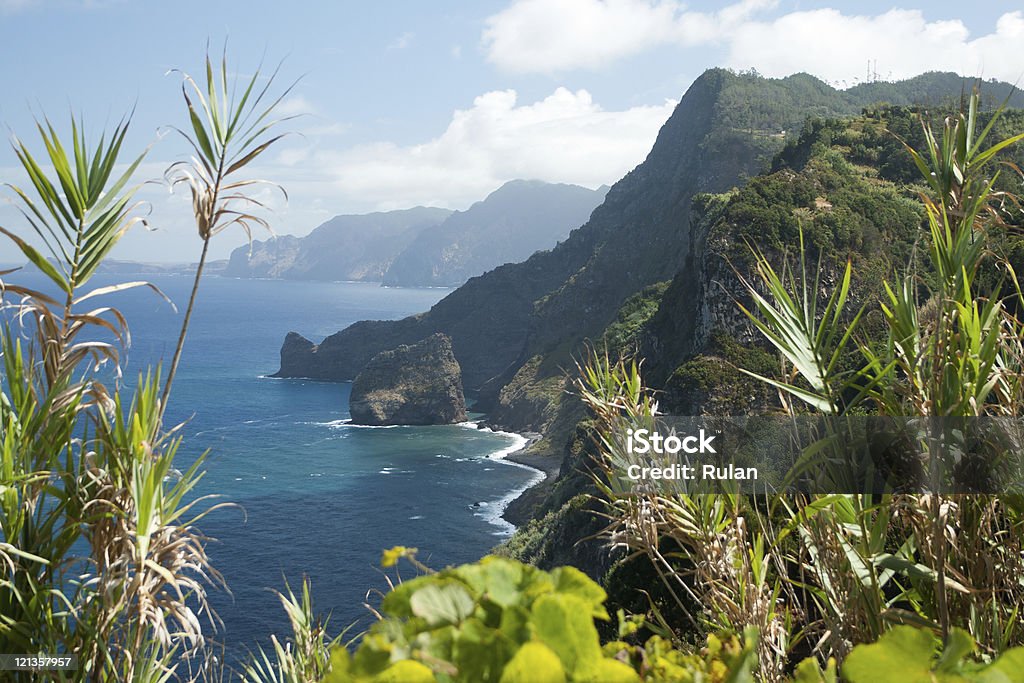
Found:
[726,9,1024,86]
[311,87,677,211]
[482,2,1024,87]
[482,0,777,73]
[275,95,319,118]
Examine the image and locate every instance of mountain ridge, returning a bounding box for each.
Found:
[273,68,1024,401]
[225,180,605,287]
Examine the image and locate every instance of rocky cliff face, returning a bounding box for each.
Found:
[349,333,467,426]
[274,70,845,393]
[275,70,1018,415]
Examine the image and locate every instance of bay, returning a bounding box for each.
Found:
[9,271,538,662]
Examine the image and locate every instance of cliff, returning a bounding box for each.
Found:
[349,333,467,426]
[276,71,1022,407]
[503,101,1024,583]
[274,69,855,391]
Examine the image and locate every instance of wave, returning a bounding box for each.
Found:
[457,422,543,535]
[304,418,401,430]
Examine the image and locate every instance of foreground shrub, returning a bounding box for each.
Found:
[317,552,1023,682]
[326,553,641,682]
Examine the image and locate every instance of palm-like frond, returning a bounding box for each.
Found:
[160,50,295,414]
[5,115,148,295]
[735,233,863,415]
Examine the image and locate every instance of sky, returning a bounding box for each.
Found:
[0,0,1022,262]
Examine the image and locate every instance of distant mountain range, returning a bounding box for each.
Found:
[223,206,452,282]
[223,180,607,287]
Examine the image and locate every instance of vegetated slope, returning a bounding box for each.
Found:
[382,180,607,287]
[275,69,1014,396]
[275,69,851,387]
[503,103,1024,582]
[223,207,452,281]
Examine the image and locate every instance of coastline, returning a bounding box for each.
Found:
[464,424,560,532]
[477,428,561,528]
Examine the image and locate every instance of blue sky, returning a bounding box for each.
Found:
[1,1,1022,262]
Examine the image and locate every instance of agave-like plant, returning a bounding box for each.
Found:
[577,93,1024,681]
[239,578,344,683]
[0,49,294,681]
[2,115,154,394]
[161,50,296,415]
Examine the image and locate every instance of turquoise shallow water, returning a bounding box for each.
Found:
[13,271,539,661]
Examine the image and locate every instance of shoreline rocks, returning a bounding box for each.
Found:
[349,333,467,426]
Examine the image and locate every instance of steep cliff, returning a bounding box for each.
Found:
[275,69,802,388]
[275,69,1023,411]
[502,101,1024,581]
[349,333,467,426]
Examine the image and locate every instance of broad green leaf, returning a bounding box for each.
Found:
[409,583,475,626]
[498,642,565,683]
[372,660,436,683]
[841,626,937,683]
[530,594,602,674]
[455,555,524,608]
[974,648,1024,683]
[574,658,639,682]
[934,629,975,673]
[549,565,607,617]
[793,657,837,683]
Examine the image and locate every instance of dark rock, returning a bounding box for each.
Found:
[348,333,467,425]
[272,332,319,379]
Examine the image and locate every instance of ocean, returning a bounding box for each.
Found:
[10,271,541,663]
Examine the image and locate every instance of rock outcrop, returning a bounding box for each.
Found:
[348,334,467,426]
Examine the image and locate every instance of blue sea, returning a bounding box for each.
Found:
[12,271,541,662]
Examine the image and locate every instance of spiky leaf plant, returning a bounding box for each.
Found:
[161,49,296,414]
[578,92,1024,681]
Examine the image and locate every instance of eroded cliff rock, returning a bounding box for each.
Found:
[348,333,467,426]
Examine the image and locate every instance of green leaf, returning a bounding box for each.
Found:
[372,660,436,683]
[793,657,837,683]
[409,583,475,626]
[498,642,565,683]
[574,658,639,683]
[841,626,937,683]
[974,648,1024,683]
[0,226,69,294]
[934,629,975,673]
[530,594,602,674]
[549,566,607,617]
[455,555,525,608]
